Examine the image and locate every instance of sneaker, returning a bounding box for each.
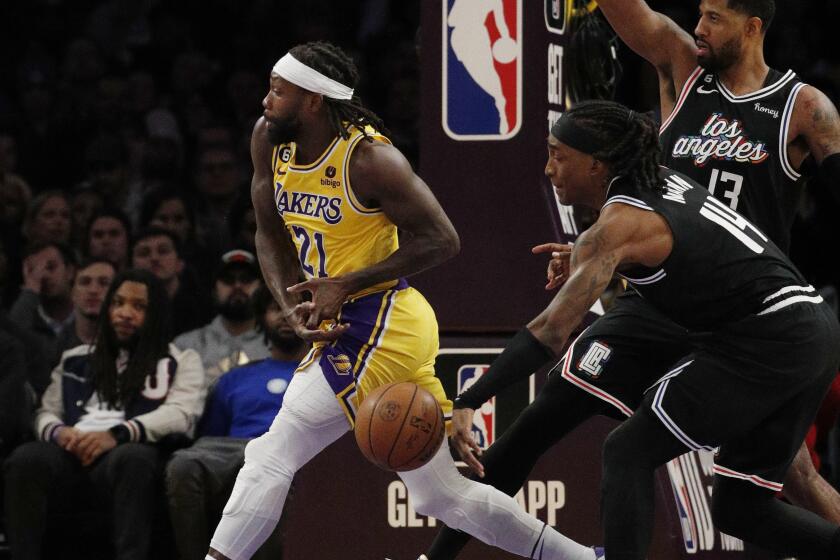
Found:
[592,546,605,559]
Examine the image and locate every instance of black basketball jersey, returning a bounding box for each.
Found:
[659,66,806,254]
[607,168,811,330]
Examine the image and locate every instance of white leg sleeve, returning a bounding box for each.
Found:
[209,361,350,560]
[399,440,595,560]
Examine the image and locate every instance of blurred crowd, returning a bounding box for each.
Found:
[0,0,838,558]
[0,0,419,558]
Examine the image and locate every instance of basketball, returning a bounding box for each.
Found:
[492,36,517,64]
[354,382,446,472]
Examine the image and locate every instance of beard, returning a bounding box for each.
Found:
[698,37,741,72]
[217,293,254,322]
[266,114,303,145]
[267,328,304,354]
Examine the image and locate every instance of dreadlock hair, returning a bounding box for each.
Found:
[563,100,663,192]
[91,268,172,409]
[288,41,388,141]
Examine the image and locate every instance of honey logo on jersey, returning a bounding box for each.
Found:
[456,365,496,449]
[442,0,522,141]
[670,112,769,167]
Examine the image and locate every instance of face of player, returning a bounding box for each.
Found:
[262,75,306,145]
[694,0,750,71]
[72,262,115,319]
[132,235,183,283]
[88,217,128,267]
[108,280,148,344]
[545,135,597,207]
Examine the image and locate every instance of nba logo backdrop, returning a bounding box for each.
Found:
[442,0,522,140]
[457,365,496,449]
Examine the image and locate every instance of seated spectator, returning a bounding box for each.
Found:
[3,269,205,560]
[53,258,116,365]
[228,191,257,254]
[131,226,210,335]
[174,250,268,384]
[0,325,27,457]
[166,285,307,560]
[192,142,244,255]
[22,190,72,246]
[69,186,105,251]
[139,186,215,283]
[0,171,32,303]
[85,208,132,271]
[9,242,76,360]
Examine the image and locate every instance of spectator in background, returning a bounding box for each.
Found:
[82,134,130,211]
[85,208,132,271]
[227,192,257,255]
[9,242,76,360]
[3,269,205,560]
[175,250,268,384]
[0,326,27,458]
[69,186,105,249]
[22,190,72,246]
[140,186,215,282]
[0,173,32,306]
[131,227,210,335]
[53,258,116,365]
[166,285,307,560]
[193,143,243,255]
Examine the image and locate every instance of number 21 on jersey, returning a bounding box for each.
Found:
[291,225,327,277]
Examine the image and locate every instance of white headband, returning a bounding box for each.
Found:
[272,53,354,100]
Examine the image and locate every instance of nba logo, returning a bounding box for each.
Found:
[442,0,522,140]
[456,365,496,449]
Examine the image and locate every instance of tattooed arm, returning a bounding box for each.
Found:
[528,203,670,355]
[789,86,840,204]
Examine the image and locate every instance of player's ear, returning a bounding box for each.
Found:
[745,16,763,38]
[306,92,325,114]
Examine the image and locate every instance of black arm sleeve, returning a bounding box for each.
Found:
[453,328,555,409]
[817,152,840,205]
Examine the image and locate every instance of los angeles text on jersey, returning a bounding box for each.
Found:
[274,184,342,225]
[670,112,769,166]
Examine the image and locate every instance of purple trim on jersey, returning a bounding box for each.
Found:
[318,280,407,397]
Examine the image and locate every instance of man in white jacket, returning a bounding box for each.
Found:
[3,268,205,560]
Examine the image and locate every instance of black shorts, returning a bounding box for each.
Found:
[557,292,691,418]
[642,302,840,491]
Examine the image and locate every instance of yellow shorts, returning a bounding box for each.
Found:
[296,279,452,427]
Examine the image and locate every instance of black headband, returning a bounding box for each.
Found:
[550,114,602,155]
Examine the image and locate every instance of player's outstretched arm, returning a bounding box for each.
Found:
[596,0,696,89]
[339,141,461,293]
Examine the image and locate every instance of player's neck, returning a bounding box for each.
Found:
[716,49,769,96]
[293,117,336,166]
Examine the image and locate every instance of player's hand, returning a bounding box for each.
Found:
[451,408,484,478]
[286,277,353,342]
[72,431,118,467]
[532,243,573,290]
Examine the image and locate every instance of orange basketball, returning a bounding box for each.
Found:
[354,382,445,472]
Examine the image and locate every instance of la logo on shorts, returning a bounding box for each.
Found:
[577,341,612,379]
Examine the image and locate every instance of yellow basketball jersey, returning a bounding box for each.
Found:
[272,126,398,298]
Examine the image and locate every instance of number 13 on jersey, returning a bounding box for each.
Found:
[291,225,328,278]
